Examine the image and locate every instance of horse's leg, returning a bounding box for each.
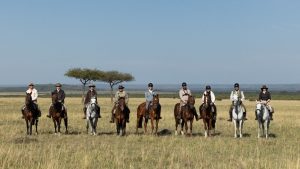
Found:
[239,120,243,138]
[180,120,184,135]
[26,120,29,135]
[144,118,147,134]
[184,120,188,135]
[53,120,57,134]
[155,119,159,135]
[190,120,193,136]
[64,117,68,134]
[29,120,33,135]
[150,118,154,135]
[265,121,269,139]
[35,119,38,135]
[233,120,237,138]
[58,119,61,134]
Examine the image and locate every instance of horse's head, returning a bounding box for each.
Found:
[152,94,159,109]
[25,92,32,106]
[51,93,59,104]
[188,95,195,109]
[118,97,126,110]
[203,94,211,108]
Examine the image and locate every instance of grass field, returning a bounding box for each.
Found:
[0,97,299,169]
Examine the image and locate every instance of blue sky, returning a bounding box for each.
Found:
[0,0,299,85]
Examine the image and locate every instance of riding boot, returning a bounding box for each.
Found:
[47,112,51,118]
[97,106,101,118]
[227,107,233,121]
[83,107,87,119]
[21,107,25,119]
[126,113,130,123]
[109,113,115,123]
[255,111,258,120]
[270,112,273,120]
[158,111,162,119]
[243,112,247,120]
[193,108,199,121]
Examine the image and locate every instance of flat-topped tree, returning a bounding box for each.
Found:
[100,71,134,103]
[65,68,105,103]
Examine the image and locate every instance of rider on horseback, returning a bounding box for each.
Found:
[227,83,247,121]
[256,85,274,120]
[200,85,217,120]
[179,82,199,120]
[110,85,130,123]
[47,83,67,119]
[21,83,41,118]
[145,83,162,119]
[83,83,101,119]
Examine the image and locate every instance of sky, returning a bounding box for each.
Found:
[0,0,300,85]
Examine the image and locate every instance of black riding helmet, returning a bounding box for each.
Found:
[182,82,187,87]
[148,83,153,87]
[206,85,211,90]
[118,85,124,89]
[234,83,239,88]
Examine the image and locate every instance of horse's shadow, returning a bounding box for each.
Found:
[98,132,115,136]
[268,133,277,138]
[242,133,251,137]
[14,137,38,144]
[157,129,172,136]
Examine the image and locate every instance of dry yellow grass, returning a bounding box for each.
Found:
[0,97,299,169]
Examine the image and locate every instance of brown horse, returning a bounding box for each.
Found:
[22,93,39,135]
[174,95,195,136]
[114,97,127,136]
[136,94,161,135]
[49,93,68,134]
[199,93,216,137]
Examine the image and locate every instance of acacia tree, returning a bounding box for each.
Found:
[100,71,135,103]
[65,68,105,103]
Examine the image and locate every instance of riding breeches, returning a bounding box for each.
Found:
[256,104,273,113]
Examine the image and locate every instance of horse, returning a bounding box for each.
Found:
[22,93,39,135]
[256,103,271,139]
[199,93,215,137]
[86,97,99,135]
[136,94,161,135]
[114,97,127,136]
[231,95,244,138]
[49,93,68,135]
[174,95,195,136]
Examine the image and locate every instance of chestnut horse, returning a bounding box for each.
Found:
[174,95,195,136]
[199,93,216,137]
[136,94,160,135]
[49,93,68,134]
[22,93,39,135]
[114,97,127,136]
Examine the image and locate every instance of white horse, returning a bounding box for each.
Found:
[256,103,270,139]
[232,95,244,138]
[86,98,99,136]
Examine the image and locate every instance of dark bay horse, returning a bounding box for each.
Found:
[199,93,216,137]
[174,95,195,136]
[49,93,68,134]
[136,94,160,135]
[114,97,127,136]
[22,93,39,135]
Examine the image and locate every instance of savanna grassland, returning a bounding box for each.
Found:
[0,97,299,169]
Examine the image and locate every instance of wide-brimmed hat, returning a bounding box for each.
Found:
[261,85,268,90]
[89,83,96,87]
[118,85,124,89]
[28,83,34,86]
[55,83,62,87]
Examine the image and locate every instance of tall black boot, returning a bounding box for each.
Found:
[243,112,247,120]
[255,110,258,120]
[270,112,273,120]
[110,113,115,123]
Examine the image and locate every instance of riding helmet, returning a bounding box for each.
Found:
[234,83,239,88]
[55,83,62,87]
[182,82,187,87]
[206,85,211,90]
[261,85,268,90]
[148,83,153,87]
[118,85,124,89]
[28,83,34,86]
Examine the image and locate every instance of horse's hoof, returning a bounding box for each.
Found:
[175,131,178,136]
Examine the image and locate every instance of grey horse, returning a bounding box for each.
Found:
[256,103,270,138]
[232,95,244,138]
[86,98,99,135]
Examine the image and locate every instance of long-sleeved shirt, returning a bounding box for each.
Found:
[52,89,66,103]
[179,89,192,103]
[145,90,157,102]
[230,90,245,101]
[258,91,271,101]
[201,91,216,103]
[114,91,129,104]
[26,88,38,101]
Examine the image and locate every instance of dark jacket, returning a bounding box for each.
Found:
[52,89,65,103]
[84,90,98,105]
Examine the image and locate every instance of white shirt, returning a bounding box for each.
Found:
[26,88,38,101]
[201,91,216,103]
[179,89,192,103]
[230,90,245,101]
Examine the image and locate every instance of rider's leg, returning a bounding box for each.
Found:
[110,105,116,123]
[125,106,130,123]
[157,104,162,119]
[255,104,261,120]
[34,103,41,117]
[212,104,217,121]
[96,105,101,118]
[21,105,25,119]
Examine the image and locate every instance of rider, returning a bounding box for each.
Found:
[47,83,67,119]
[22,83,41,118]
[179,82,199,120]
[110,85,130,123]
[83,83,101,119]
[256,85,274,120]
[227,83,247,121]
[200,85,217,120]
[145,83,162,119]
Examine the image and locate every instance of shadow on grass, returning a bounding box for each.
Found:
[14,137,38,144]
[242,133,251,137]
[157,129,172,136]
